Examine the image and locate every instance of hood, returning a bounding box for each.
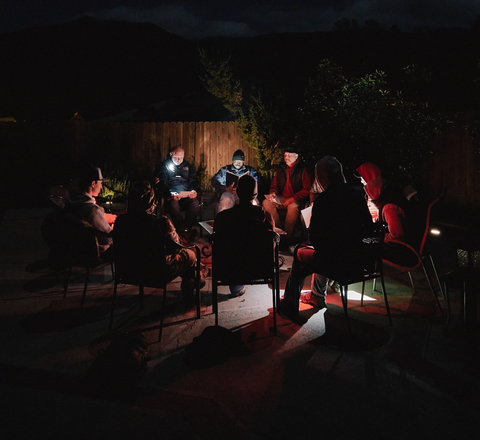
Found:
[364,177,384,202]
[355,162,381,184]
[315,156,345,191]
[67,189,95,205]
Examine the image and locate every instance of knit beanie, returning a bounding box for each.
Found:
[232,149,245,161]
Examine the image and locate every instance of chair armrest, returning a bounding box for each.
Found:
[182,243,201,257]
[382,239,422,271]
[293,242,314,263]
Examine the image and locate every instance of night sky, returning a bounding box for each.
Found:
[2,0,480,39]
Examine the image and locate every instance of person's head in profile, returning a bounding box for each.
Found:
[236,174,257,204]
[315,156,345,192]
[127,181,158,215]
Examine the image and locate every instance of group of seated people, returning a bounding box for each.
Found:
[61,146,411,320]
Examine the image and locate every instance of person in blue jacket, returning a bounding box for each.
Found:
[155,147,199,233]
[211,149,259,213]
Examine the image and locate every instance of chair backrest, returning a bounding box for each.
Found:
[405,196,441,255]
[212,227,278,286]
[418,197,441,256]
[113,214,168,288]
[41,209,101,270]
[320,222,386,283]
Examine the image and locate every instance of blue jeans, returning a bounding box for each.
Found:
[229,285,244,294]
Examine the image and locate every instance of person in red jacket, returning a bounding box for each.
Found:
[263,147,312,243]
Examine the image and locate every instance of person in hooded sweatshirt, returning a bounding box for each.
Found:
[355,162,409,242]
[65,165,115,259]
[279,156,372,318]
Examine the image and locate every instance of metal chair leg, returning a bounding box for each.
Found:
[408,271,416,292]
[80,268,90,307]
[159,286,168,342]
[422,262,443,315]
[212,281,218,326]
[109,281,118,331]
[339,285,352,336]
[380,275,392,325]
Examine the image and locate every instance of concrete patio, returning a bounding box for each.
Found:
[1,207,479,440]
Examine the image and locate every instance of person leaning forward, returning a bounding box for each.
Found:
[262,146,312,244]
[279,156,372,319]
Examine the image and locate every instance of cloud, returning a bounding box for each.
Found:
[84,0,480,39]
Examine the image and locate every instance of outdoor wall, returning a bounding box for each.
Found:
[1,118,479,209]
[79,120,257,182]
[426,123,480,212]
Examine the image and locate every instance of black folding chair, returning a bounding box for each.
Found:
[109,213,201,341]
[294,223,391,335]
[211,229,280,335]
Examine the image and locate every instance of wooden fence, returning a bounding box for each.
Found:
[426,124,480,211]
[78,120,257,185]
[1,118,479,210]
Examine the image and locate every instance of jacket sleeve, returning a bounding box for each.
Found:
[187,163,197,191]
[269,170,279,194]
[211,166,227,192]
[292,167,313,201]
[248,166,259,182]
[88,205,113,247]
[382,203,406,241]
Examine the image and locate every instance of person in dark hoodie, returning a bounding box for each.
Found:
[279,156,372,318]
[65,165,115,258]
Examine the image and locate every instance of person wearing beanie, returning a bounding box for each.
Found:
[213,174,274,297]
[211,149,259,213]
[263,146,313,244]
[279,156,372,319]
[114,181,205,307]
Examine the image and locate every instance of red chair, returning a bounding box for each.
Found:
[382,197,444,313]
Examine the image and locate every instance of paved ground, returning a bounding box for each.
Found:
[1,207,480,440]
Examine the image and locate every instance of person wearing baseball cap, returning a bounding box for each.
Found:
[263,145,313,244]
[65,165,114,257]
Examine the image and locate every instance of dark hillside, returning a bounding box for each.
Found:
[0,17,201,121]
[1,18,479,122]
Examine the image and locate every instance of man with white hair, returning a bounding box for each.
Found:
[155,147,199,235]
